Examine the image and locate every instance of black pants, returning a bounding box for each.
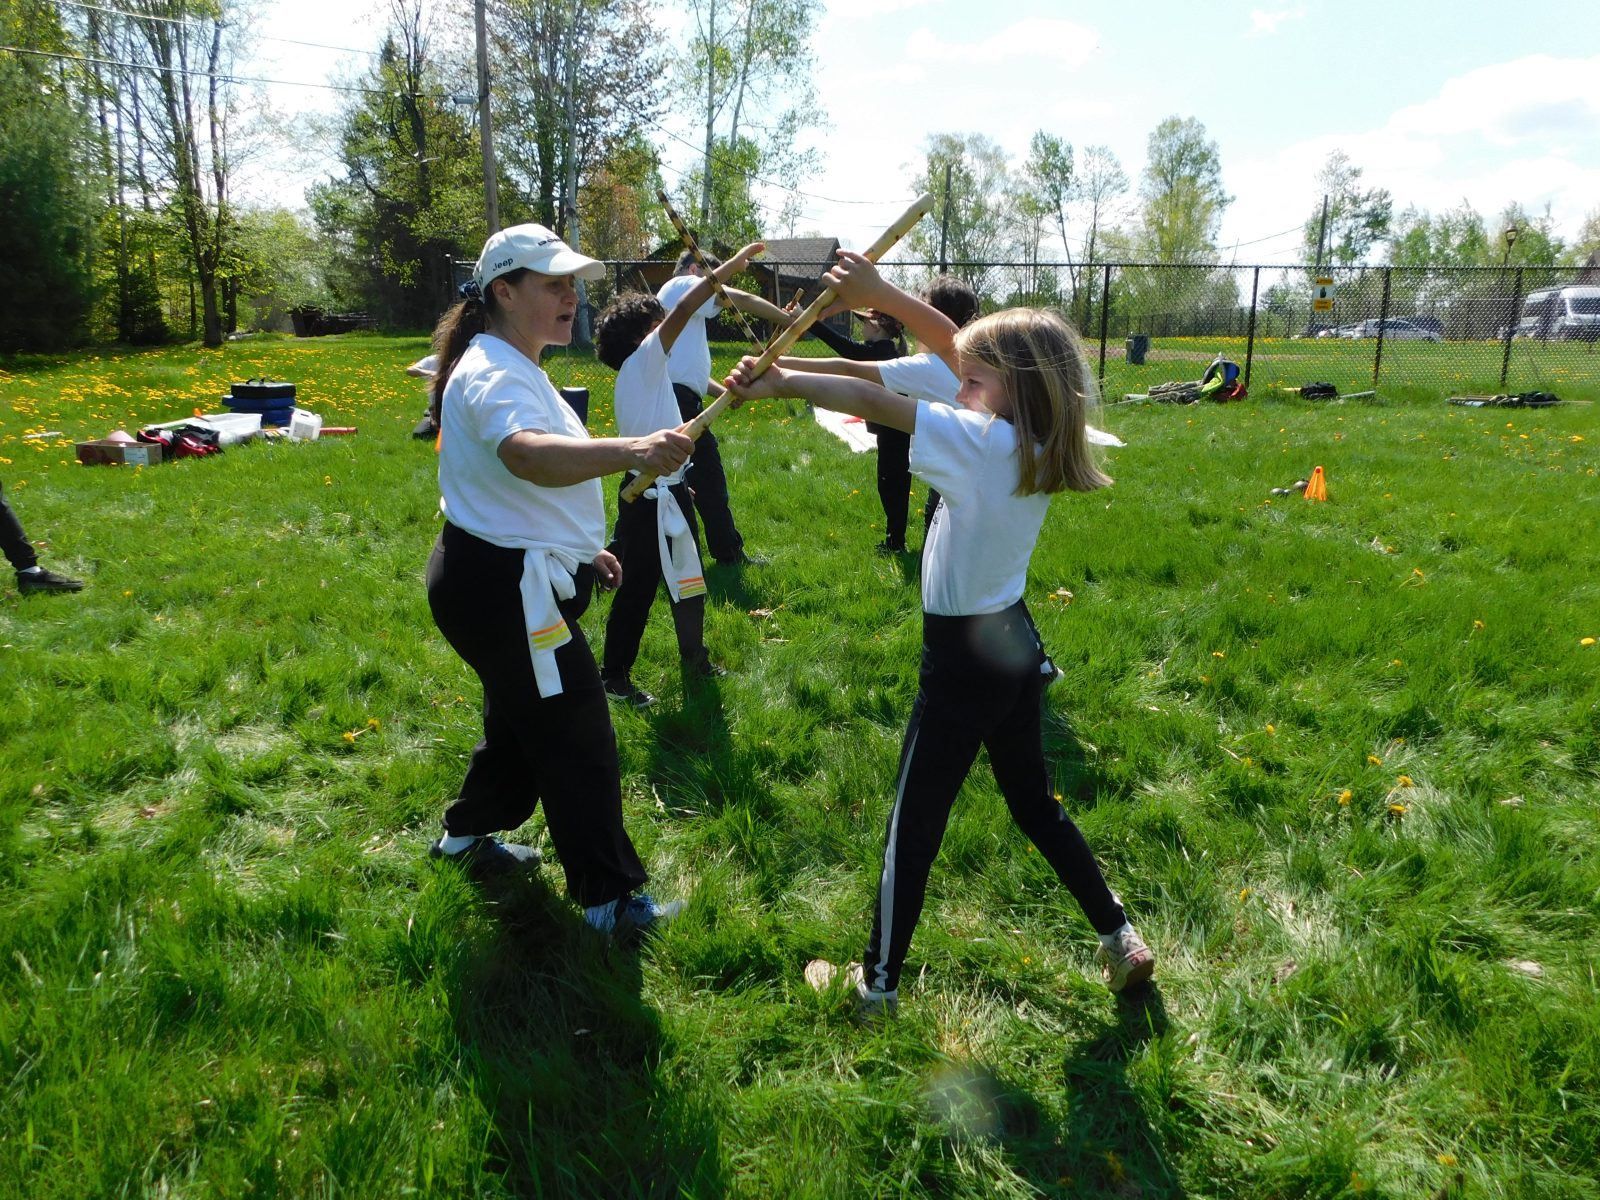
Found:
[868,422,911,548]
[862,601,1126,995]
[426,522,647,907]
[0,481,38,571]
[673,383,743,562]
[602,477,707,678]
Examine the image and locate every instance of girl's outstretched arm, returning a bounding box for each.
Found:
[723,356,917,434]
[822,252,959,374]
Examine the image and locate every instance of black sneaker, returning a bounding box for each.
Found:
[685,652,729,680]
[17,568,84,594]
[428,834,542,880]
[602,675,656,709]
[875,539,906,556]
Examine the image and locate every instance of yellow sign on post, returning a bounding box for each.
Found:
[1312,276,1335,313]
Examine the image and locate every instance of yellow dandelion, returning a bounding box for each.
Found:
[1266,724,1275,734]
[342,731,357,743]
[1397,774,1415,787]
[1388,803,1407,815]
[1338,790,1353,805]
[1436,1154,1457,1166]
[1367,754,1383,766]
[1238,887,1250,900]
[1199,675,1211,684]
[1212,650,1226,659]
[366,717,380,729]
[1473,619,1485,630]
[1583,638,1596,647]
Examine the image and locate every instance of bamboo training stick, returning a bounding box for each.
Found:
[656,190,766,349]
[622,191,935,503]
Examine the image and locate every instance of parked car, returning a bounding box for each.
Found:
[1339,318,1442,342]
[1314,323,1360,339]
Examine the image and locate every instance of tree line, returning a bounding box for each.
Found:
[4,0,1598,353]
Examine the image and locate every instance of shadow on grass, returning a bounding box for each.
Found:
[1040,704,1122,808]
[927,984,1186,1197]
[452,879,726,1198]
[642,666,739,819]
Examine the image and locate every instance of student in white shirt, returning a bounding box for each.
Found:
[656,251,792,565]
[725,298,1154,1016]
[594,242,767,707]
[423,223,691,939]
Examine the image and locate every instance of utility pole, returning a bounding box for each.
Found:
[1312,194,1329,269]
[474,0,499,233]
[936,162,952,271]
[562,0,589,344]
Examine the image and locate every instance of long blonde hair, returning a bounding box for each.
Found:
[954,308,1112,495]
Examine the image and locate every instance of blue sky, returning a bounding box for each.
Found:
[246,0,1600,262]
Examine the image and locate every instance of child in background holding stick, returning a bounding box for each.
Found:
[592,243,767,708]
[724,296,1154,1015]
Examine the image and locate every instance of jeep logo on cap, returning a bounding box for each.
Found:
[491,256,513,270]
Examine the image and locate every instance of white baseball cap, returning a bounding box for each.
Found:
[474,223,605,290]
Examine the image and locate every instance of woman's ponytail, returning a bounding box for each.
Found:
[429,280,489,422]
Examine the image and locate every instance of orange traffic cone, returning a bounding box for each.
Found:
[1303,465,1328,502]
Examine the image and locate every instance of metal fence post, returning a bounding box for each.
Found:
[1244,267,1260,389]
[1096,263,1112,385]
[1373,268,1392,389]
[1499,266,1524,390]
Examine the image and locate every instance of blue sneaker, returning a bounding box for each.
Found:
[586,892,685,939]
[428,834,541,881]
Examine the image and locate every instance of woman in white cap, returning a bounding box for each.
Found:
[424,223,691,938]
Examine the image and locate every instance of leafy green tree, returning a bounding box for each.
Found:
[1135,115,1229,265]
[673,134,763,249]
[904,133,1013,294]
[1571,208,1600,264]
[490,0,662,234]
[1301,150,1391,267]
[1075,144,1128,328]
[313,2,492,327]
[0,49,99,351]
[679,0,822,243]
[1022,132,1074,290]
[579,132,670,263]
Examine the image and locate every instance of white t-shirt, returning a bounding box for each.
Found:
[656,273,721,392]
[437,333,605,555]
[878,352,958,406]
[612,327,680,438]
[912,400,1050,617]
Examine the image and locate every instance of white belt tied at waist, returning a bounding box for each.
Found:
[632,468,706,603]
[518,545,583,697]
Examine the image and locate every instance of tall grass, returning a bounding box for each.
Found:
[1,333,1597,1198]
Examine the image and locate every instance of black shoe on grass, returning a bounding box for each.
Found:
[18,568,84,594]
[602,675,656,709]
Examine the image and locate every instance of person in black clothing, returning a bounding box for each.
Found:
[2,480,83,594]
[807,310,912,554]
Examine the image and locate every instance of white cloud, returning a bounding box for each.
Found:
[905,18,1099,66]
[1249,8,1305,36]
[1219,54,1600,261]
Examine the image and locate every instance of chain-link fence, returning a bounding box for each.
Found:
[445,256,1600,405]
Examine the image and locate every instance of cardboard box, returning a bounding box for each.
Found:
[75,439,164,467]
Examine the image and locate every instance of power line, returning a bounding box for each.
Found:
[0,43,418,97]
[54,0,381,58]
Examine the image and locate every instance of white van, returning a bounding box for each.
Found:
[1515,286,1600,341]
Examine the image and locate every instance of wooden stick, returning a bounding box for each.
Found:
[657,189,765,348]
[622,192,935,503]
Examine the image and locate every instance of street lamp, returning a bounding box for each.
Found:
[1502,224,1520,266]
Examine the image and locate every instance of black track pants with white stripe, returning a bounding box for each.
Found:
[861,602,1127,996]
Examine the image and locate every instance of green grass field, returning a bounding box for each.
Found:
[2,333,1598,1199]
